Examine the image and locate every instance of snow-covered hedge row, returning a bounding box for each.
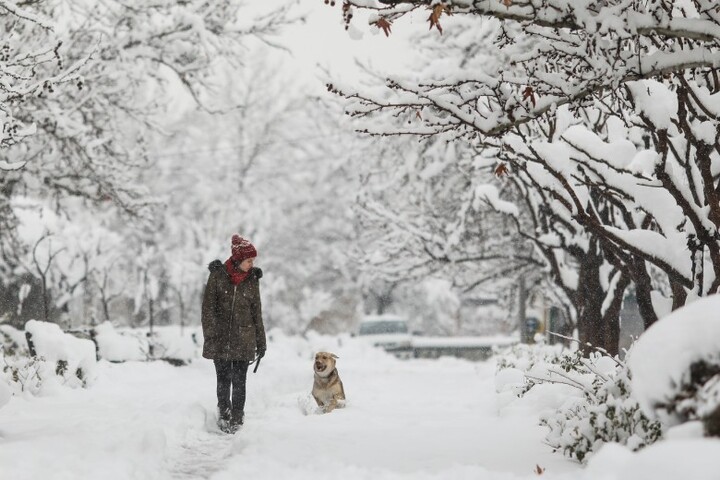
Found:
[83,322,200,364]
[1,321,202,408]
[496,343,662,463]
[72,322,200,364]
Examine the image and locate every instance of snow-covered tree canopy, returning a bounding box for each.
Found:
[0,1,295,274]
[2,0,295,215]
[343,0,720,138]
[0,2,90,151]
[329,0,720,354]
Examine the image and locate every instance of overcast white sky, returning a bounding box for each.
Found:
[163,1,422,130]
[274,2,420,90]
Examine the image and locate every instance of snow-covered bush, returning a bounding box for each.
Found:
[1,325,45,398]
[495,342,566,396]
[92,322,145,362]
[113,326,201,366]
[540,354,663,463]
[24,320,97,389]
[0,324,28,357]
[2,321,102,400]
[497,343,662,463]
[147,326,200,365]
[629,295,720,436]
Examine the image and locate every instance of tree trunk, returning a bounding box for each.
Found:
[601,272,629,357]
[670,281,688,311]
[631,258,658,330]
[575,241,620,356]
[41,277,49,323]
[518,276,529,343]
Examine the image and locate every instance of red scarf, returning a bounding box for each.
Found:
[225,258,251,285]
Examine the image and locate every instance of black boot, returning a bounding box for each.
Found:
[229,409,244,433]
[217,407,232,433]
[215,360,234,433]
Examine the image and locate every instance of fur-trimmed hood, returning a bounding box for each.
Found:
[208,259,263,280]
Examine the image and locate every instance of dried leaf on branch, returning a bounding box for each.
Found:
[522,86,536,107]
[494,163,509,177]
[428,4,450,34]
[374,17,392,37]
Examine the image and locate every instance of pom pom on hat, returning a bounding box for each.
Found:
[231,235,257,262]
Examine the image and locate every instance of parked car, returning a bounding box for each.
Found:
[356,314,413,358]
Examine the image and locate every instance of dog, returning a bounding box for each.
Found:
[312,352,346,413]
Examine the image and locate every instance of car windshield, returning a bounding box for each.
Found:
[359,320,408,335]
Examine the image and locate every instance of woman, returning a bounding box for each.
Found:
[201,234,266,433]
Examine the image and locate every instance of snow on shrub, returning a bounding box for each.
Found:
[1,325,31,407]
[496,343,662,463]
[495,342,566,396]
[149,326,199,365]
[114,326,201,365]
[628,294,720,435]
[93,322,145,362]
[25,320,97,389]
[1,321,97,399]
[1,324,44,398]
[0,324,28,356]
[539,352,663,463]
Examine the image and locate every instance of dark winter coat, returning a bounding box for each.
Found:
[201,260,266,361]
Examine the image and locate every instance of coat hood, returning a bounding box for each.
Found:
[208,259,263,279]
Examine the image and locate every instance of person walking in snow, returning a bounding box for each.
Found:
[201,234,266,433]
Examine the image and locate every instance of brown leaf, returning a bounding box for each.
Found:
[522,86,536,107]
[534,464,545,475]
[375,17,392,37]
[494,163,509,177]
[428,4,448,34]
[501,0,513,7]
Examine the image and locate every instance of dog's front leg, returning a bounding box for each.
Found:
[323,399,338,413]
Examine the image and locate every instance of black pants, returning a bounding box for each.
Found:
[214,359,249,416]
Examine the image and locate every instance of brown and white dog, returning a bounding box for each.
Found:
[312,352,346,413]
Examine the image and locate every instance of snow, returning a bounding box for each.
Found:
[93,322,145,362]
[625,80,678,130]
[412,335,517,348]
[24,320,97,386]
[628,294,720,417]
[0,331,571,479]
[147,326,200,363]
[585,439,720,480]
[2,330,719,479]
[0,324,28,353]
[692,120,716,145]
[473,184,519,217]
[0,379,10,409]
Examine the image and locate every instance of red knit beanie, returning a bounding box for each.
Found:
[231,234,257,262]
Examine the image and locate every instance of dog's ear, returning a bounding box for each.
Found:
[331,353,339,359]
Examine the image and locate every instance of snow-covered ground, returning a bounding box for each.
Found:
[2,331,720,480]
